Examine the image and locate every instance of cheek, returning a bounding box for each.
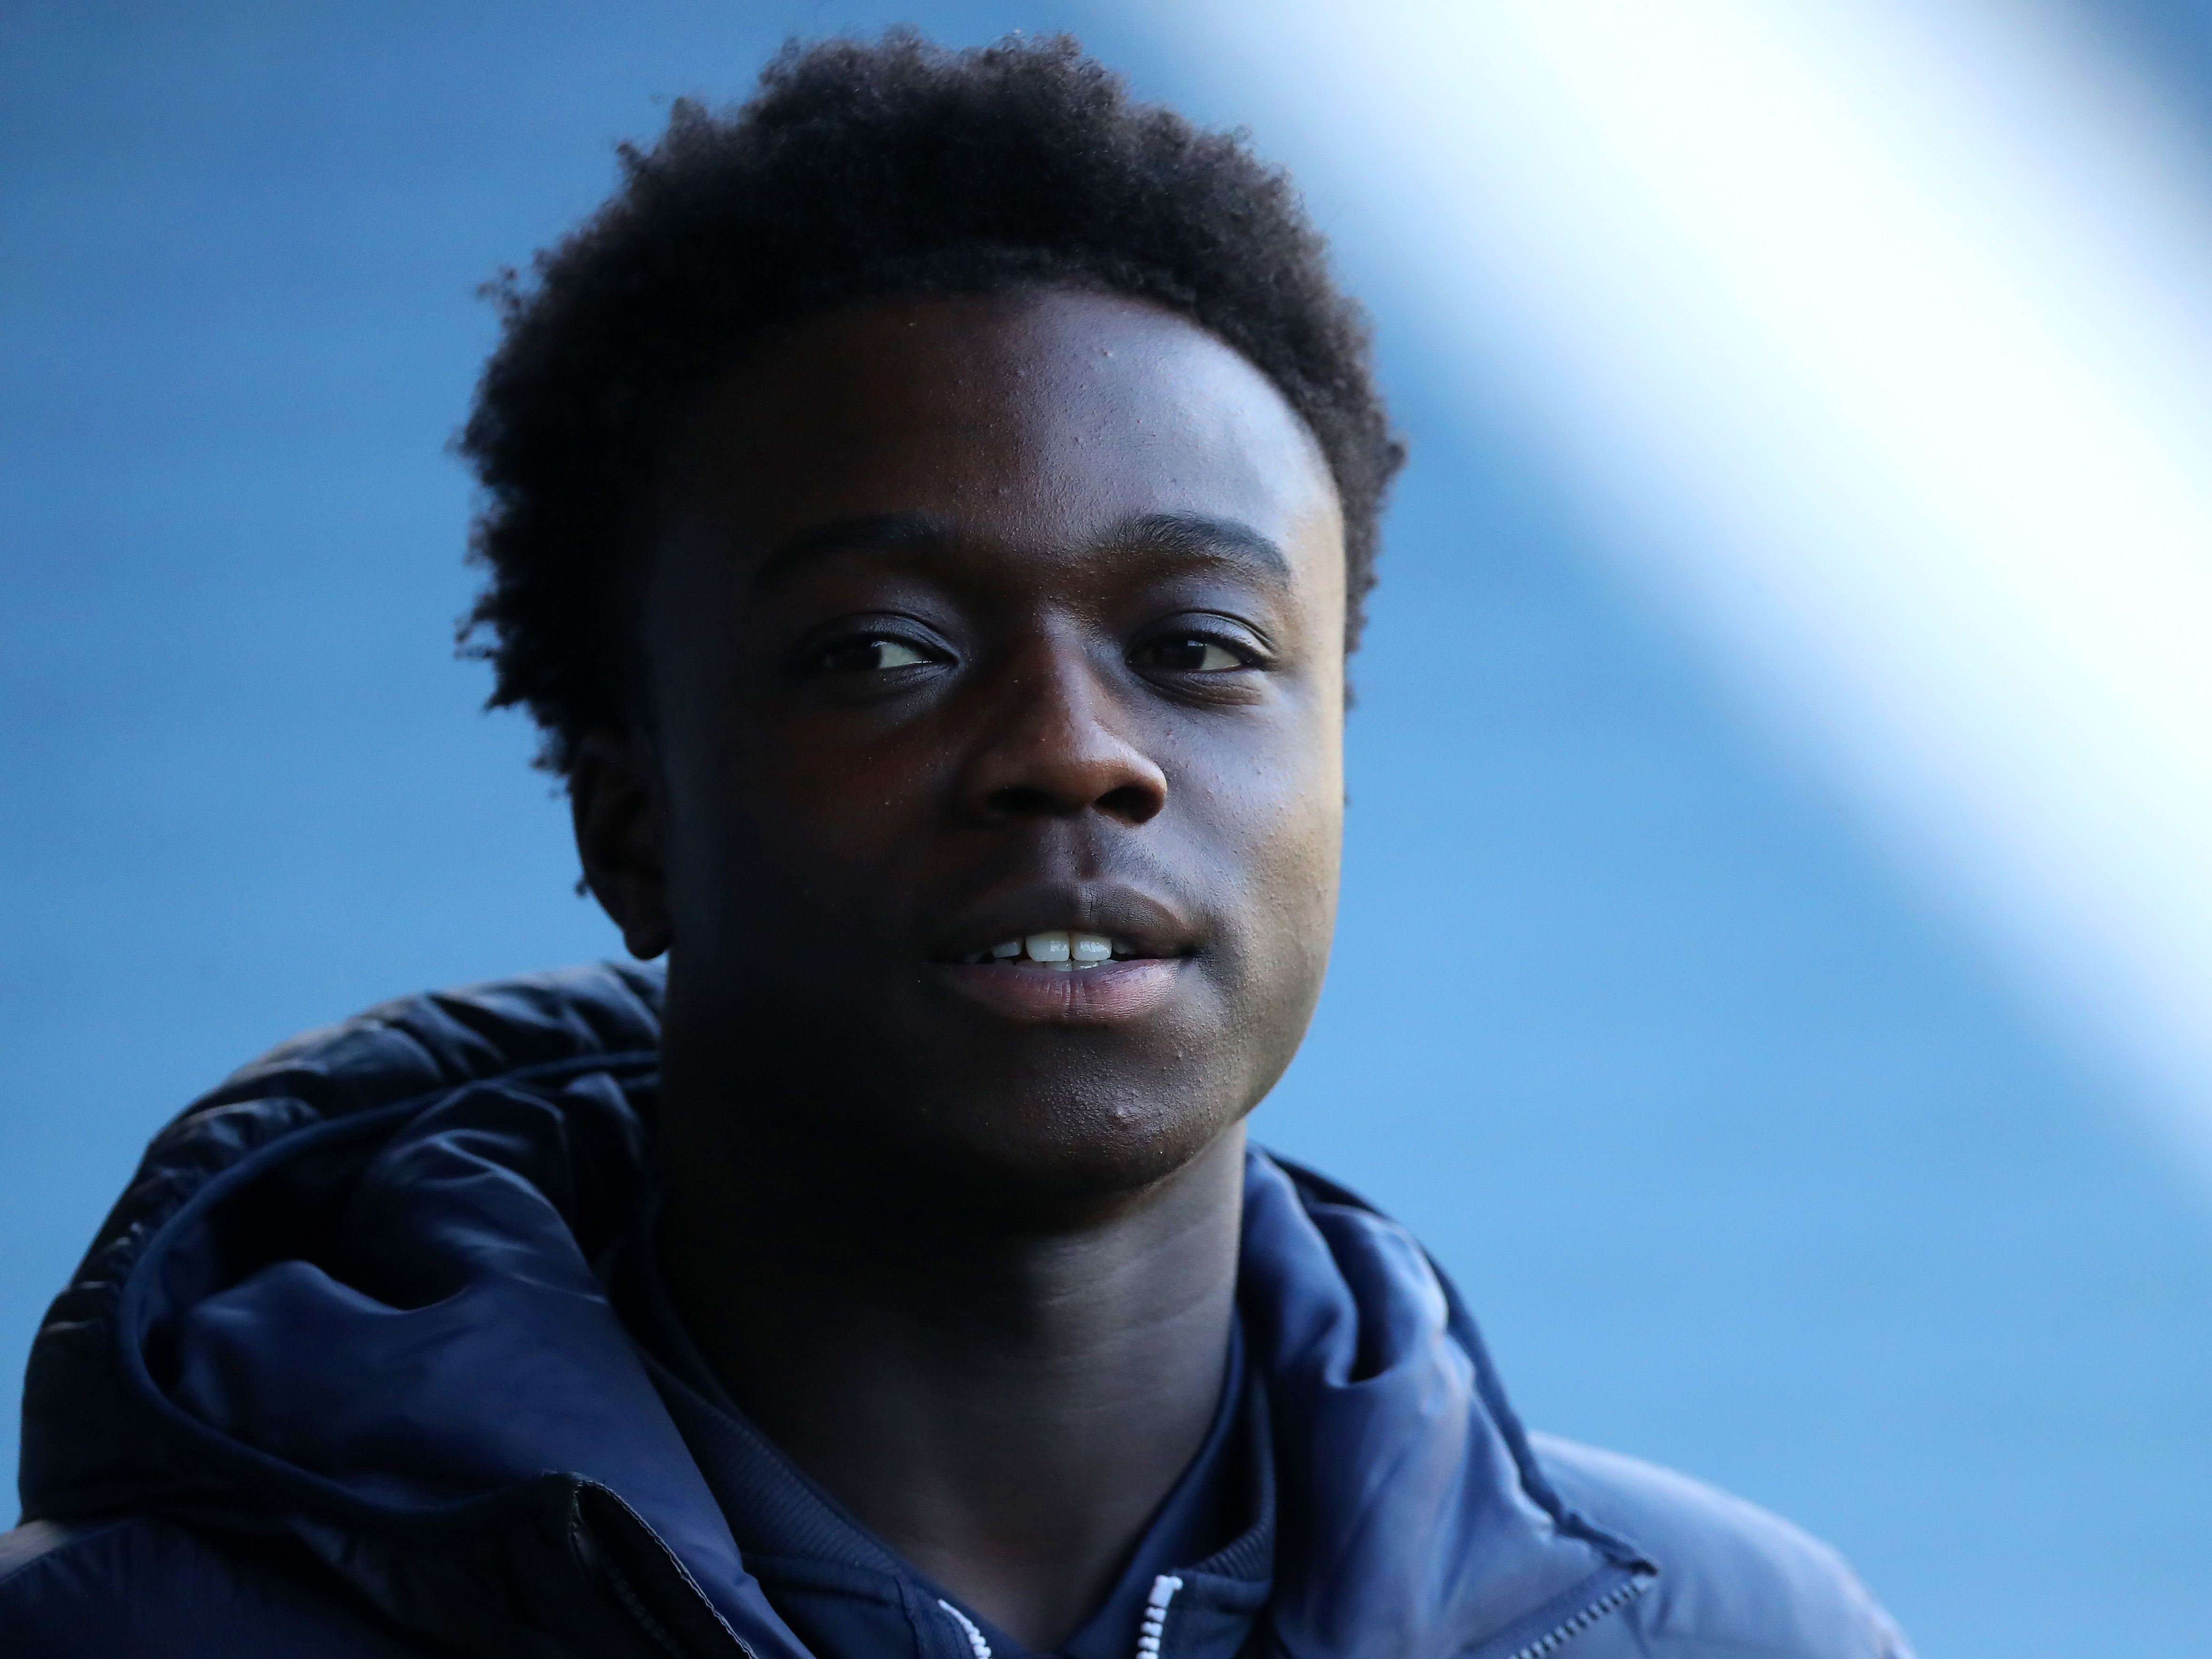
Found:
[760,722,949,860]
[1185,704,1344,991]
[666,700,946,891]
[1254,772,1345,1000]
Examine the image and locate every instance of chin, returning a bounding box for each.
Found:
[874,1078,1248,1222]
[659,956,1311,1222]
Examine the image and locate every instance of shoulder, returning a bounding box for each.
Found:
[1528,1434,1915,1659]
[0,1514,436,1658]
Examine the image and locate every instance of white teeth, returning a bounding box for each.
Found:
[978,930,1126,969]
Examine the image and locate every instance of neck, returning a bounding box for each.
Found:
[656,1114,1247,1653]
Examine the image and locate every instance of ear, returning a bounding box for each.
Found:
[570,725,673,961]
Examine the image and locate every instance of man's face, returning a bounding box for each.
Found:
[598,287,1345,1205]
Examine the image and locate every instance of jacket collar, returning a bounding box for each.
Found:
[19,964,1652,1658]
[614,1213,1275,1659]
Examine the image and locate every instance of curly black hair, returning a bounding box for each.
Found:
[459,30,1403,774]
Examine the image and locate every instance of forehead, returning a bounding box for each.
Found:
[653,287,1344,584]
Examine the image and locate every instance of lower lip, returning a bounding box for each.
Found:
[933,959,1186,1024]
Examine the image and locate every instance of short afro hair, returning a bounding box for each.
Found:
[459,31,1404,774]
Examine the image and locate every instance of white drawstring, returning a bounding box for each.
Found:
[938,1598,993,1659]
[1135,1574,1184,1659]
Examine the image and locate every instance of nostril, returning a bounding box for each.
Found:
[1097,782,1164,826]
[985,783,1062,819]
[981,781,1163,823]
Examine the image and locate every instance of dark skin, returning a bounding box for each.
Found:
[571,287,1346,1650]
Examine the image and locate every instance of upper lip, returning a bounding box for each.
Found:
[929,883,1199,963]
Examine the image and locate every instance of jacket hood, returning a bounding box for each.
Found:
[17,964,1651,1659]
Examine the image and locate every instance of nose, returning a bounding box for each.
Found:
[957,640,1168,828]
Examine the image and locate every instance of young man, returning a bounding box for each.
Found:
[0,35,1910,1659]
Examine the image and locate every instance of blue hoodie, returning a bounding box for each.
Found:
[1,965,1911,1658]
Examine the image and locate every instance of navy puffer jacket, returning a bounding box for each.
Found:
[1,965,1912,1657]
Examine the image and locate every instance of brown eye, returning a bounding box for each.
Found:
[819,637,931,673]
[1133,635,1246,672]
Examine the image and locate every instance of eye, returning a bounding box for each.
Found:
[1130,634,1252,673]
[816,636,934,673]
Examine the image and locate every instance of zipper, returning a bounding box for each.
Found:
[938,1598,994,1659]
[1501,1569,1654,1659]
[934,1572,1186,1659]
[603,1550,703,1659]
[571,1479,758,1659]
[1135,1573,1184,1658]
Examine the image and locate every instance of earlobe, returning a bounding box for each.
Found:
[570,727,674,961]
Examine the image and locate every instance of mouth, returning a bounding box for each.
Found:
[953,930,1148,971]
[929,901,1195,1024]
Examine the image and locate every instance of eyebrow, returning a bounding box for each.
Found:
[1108,512,1295,586]
[750,511,951,595]
[748,508,1294,595]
